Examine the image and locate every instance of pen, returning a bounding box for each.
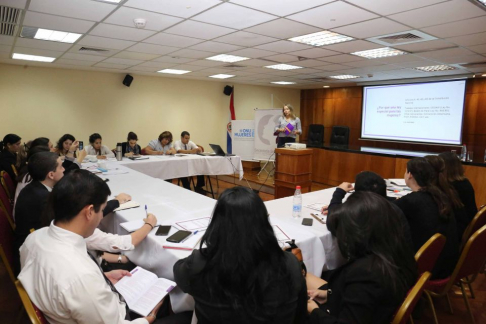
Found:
[310,213,326,224]
[145,205,148,217]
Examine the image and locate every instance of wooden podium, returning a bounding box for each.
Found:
[274,148,313,199]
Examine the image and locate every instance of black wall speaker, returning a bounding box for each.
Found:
[223,85,233,96]
[123,74,133,87]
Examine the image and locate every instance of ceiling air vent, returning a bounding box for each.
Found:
[367,30,437,47]
[79,47,110,53]
[0,5,22,36]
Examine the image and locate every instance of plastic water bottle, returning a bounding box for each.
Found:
[292,186,302,218]
[461,144,467,162]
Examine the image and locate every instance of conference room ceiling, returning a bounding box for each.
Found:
[1,0,486,89]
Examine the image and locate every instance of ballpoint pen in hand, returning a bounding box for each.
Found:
[145,205,148,217]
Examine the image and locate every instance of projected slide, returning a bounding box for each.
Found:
[361,80,466,145]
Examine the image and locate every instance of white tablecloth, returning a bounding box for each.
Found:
[118,155,244,180]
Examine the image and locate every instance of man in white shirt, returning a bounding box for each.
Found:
[18,170,162,324]
[173,131,205,193]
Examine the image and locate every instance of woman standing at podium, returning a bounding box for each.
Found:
[275,104,302,148]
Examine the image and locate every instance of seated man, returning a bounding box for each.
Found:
[18,170,163,323]
[173,131,205,193]
[144,131,176,155]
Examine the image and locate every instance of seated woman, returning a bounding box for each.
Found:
[174,187,307,324]
[439,152,478,224]
[0,133,22,181]
[394,157,459,279]
[144,131,176,155]
[84,133,115,159]
[307,191,417,324]
[55,134,79,159]
[122,131,142,157]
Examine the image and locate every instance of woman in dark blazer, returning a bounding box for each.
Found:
[307,192,417,324]
[173,187,307,324]
[121,131,142,156]
[0,133,21,180]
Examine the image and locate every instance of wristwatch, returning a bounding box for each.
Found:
[117,254,124,263]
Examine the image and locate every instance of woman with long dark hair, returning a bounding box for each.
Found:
[439,152,478,224]
[84,133,114,159]
[55,134,79,158]
[307,192,416,324]
[0,133,21,180]
[174,187,306,324]
[394,157,459,279]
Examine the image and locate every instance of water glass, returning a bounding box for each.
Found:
[467,151,473,162]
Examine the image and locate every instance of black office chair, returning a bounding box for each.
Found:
[307,124,324,147]
[330,126,350,146]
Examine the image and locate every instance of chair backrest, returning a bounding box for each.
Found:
[452,225,486,284]
[0,187,14,230]
[391,271,431,324]
[0,207,15,283]
[15,280,48,324]
[307,124,324,147]
[141,148,147,155]
[330,126,350,146]
[11,164,18,177]
[197,144,205,152]
[415,233,446,274]
[460,206,486,250]
[1,170,16,200]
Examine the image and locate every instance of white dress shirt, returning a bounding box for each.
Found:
[173,140,198,152]
[85,145,115,158]
[19,222,148,324]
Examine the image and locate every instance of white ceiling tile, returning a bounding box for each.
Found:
[94,62,130,70]
[113,51,160,61]
[415,47,475,60]
[12,46,64,58]
[23,11,95,34]
[28,0,116,21]
[229,0,334,17]
[345,59,385,67]
[78,35,135,50]
[53,59,94,66]
[392,59,442,68]
[127,43,179,55]
[137,61,175,68]
[389,0,485,29]
[89,23,156,42]
[227,48,277,58]
[244,19,320,39]
[294,67,324,74]
[421,16,486,39]
[188,41,243,53]
[124,0,221,19]
[0,53,10,59]
[104,57,144,65]
[324,40,382,53]
[0,35,15,46]
[69,45,120,57]
[15,38,72,52]
[321,64,352,71]
[166,64,209,72]
[255,40,313,53]
[320,54,364,64]
[144,33,204,47]
[104,7,183,31]
[193,3,277,29]
[286,59,332,67]
[191,67,235,74]
[345,0,448,16]
[183,59,227,67]
[152,56,196,64]
[331,18,409,39]
[164,21,235,40]
[62,53,106,62]
[263,53,299,63]
[127,66,160,72]
[1,0,27,9]
[168,49,215,59]
[212,31,279,47]
[373,54,424,64]
[393,40,456,53]
[288,48,340,59]
[446,32,486,47]
[469,44,486,54]
[0,44,11,53]
[288,1,378,29]
[436,54,486,64]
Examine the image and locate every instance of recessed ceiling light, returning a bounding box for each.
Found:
[477,0,486,5]
[351,47,407,59]
[20,27,82,44]
[482,73,486,77]
[271,81,296,85]
[157,69,191,74]
[265,64,303,71]
[328,75,360,80]
[206,54,249,63]
[413,65,456,72]
[289,31,353,47]
[12,53,55,62]
[93,0,122,4]
[209,74,235,79]
[323,86,330,88]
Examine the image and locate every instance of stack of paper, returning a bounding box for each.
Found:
[120,219,163,232]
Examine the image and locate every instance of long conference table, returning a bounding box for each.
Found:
[92,155,343,312]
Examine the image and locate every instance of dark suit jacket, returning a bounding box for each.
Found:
[121,142,142,156]
[309,255,411,324]
[0,150,17,182]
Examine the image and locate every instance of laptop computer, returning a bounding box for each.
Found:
[209,144,235,156]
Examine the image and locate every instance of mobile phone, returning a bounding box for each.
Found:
[166,230,192,243]
[79,141,84,150]
[156,225,172,236]
[302,218,313,226]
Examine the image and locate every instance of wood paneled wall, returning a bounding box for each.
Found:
[300,78,486,159]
